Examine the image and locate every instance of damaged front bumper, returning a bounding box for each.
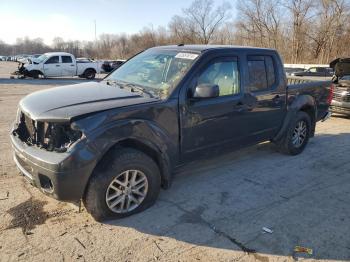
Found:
[10,128,98,202]
[11,62,30,78]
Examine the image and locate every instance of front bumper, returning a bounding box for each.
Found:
[11,132,97,202]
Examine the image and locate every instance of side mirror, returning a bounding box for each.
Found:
[193,83,219,99]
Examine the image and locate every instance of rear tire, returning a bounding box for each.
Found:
[83,148,161,221]
[84,69,96,79]
[277,111,311,155]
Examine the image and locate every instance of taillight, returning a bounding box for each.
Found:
[327,84,334,104]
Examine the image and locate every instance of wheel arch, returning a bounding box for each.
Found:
[273,94,317,141]
[84,68,97,74]
[28,69,44,78]
[93,137,172,190]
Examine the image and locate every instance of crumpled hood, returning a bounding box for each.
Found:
[19,81,157,122]
[330,58,350,77]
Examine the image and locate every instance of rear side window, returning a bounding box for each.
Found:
[45,56,59,64]
[247,55,276,92]
[62,56,72,63]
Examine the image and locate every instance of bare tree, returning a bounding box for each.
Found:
[236,0,283,48]
[284,0,314,63]
[2,0,350,63]
[171,0,232,44]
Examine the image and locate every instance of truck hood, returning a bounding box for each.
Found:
[330,58,350,77]
[19,82,157,122]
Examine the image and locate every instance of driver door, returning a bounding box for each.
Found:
[180,56,246,159]
[43,56,61,77]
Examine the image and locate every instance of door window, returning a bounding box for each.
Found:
[309,67,317,73]
[45,56,59,64]
[247,55,276,92]
[62,56,73,63]
[198,60,240,96]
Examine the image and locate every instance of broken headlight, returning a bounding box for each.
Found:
[44,123,83,152]
[14,112,83,152]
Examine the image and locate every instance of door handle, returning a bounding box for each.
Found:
[56,65,60,67]
[70,64,75,67]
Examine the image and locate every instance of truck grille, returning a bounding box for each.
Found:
[19,112,47,145]
[333,86,350,102]
[24,114,36,139]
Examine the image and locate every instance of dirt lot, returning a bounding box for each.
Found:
[0,61,350,261]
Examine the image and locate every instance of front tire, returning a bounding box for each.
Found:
[83,148,161,221]
[29,70,40,79]
[277,111,311,155]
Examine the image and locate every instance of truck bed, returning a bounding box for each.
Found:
[287,76,332,121]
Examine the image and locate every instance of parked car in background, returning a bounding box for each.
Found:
[330,58,350,116]
[101,59,125,72]
[16,54,31,63]
[0,56,11,61]
[13,52,100,79]
[30,54,41,59]
[291,67,333,77]
[284,67,305,76]
[10,45,332,221]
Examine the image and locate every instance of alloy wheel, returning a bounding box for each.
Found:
[292,120,307,148]
[105,170,148,213]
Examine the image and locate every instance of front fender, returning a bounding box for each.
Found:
[75,117,177,187]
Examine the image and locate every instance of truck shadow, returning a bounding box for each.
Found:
[106,132,350,260]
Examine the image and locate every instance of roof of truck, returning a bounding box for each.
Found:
[152,44,276,53]
[43,52,73,56]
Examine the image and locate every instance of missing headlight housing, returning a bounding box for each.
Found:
[14,111,83,152]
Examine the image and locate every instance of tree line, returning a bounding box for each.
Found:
[0,0,349,64]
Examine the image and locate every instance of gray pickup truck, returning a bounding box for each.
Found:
[11,45,332,221]
[330,58,350,116]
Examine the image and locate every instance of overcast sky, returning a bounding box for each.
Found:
[0,0,205,45]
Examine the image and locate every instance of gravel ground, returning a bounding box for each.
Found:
[0,61,350,262]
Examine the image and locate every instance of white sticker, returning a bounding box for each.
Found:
[175,53,199,60]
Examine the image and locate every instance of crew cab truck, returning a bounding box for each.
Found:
[14,52,99,79]
[10,45,332,221]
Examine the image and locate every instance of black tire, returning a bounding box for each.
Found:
[83,148,161,221]
[84,69,96,79]
[30,70,40,79]
[277,111,311,155]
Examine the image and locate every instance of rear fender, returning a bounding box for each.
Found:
[273,94,316,141]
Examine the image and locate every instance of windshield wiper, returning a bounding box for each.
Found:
[120,82,156,98]
[105,80,157,99]
[105,79,120,87]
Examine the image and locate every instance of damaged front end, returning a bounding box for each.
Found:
[13,110,83,152]
[11,62,29,79]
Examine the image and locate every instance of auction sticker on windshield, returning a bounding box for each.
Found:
[175,53,199,60]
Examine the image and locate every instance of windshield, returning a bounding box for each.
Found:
[35,54,48,63]
[105,49,199,99]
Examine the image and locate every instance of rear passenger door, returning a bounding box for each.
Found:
[61,55,76,77]
[43,56,61,77]
[243,55,286,140]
